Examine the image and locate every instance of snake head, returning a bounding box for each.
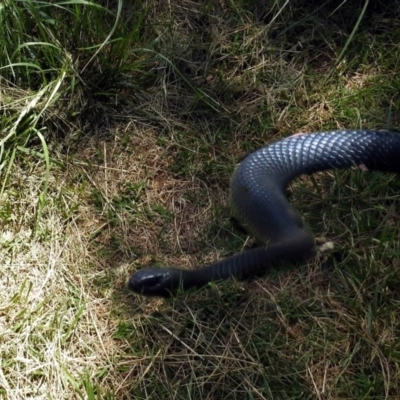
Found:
[128,268,181,297]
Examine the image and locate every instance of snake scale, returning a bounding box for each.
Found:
[129,130,400,297]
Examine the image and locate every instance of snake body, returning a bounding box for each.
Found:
[129,130,400,297]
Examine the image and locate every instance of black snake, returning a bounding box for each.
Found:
[129,130,400,297]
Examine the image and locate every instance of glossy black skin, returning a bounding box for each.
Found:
[129,130,400,297]
[128,268,181,297]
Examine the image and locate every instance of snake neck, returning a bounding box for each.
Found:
[181,229,315,290]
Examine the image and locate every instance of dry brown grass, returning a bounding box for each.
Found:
[0,160,118,398]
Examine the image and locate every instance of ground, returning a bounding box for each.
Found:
[1,1,400,399]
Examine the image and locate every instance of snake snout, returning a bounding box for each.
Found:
[128,268,174,297]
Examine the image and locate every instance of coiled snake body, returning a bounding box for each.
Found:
[129,130,400,297]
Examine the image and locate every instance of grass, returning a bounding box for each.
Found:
[1,0,400,398]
